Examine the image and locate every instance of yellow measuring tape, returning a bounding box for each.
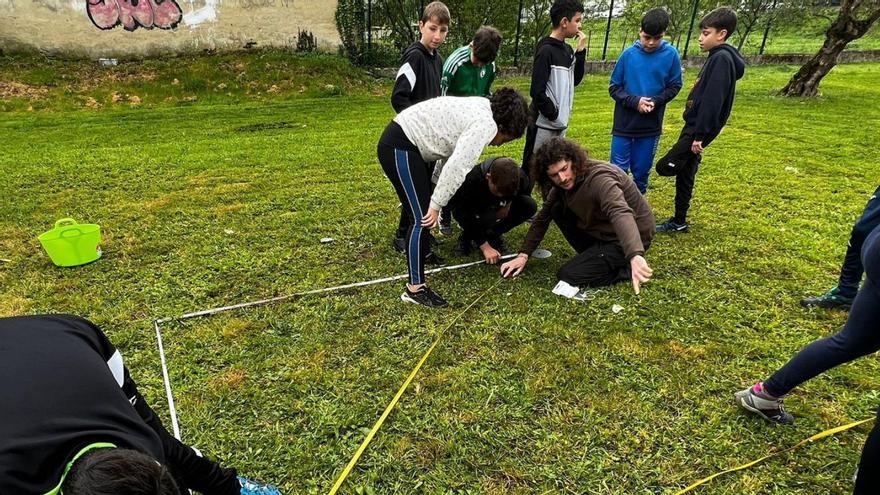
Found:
[674,417,875,494]
[327,278,504,495]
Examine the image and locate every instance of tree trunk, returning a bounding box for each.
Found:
[780,2,880,97]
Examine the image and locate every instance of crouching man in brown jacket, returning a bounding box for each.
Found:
[500,137,654,294]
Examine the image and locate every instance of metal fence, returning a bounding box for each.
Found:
[343,1,876,68]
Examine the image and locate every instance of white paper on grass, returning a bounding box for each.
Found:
[552,280,581,298]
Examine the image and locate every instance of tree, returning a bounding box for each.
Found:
[780,0,880,97]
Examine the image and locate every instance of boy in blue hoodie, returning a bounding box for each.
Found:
[609,8,682,195]
[654,7,745,233]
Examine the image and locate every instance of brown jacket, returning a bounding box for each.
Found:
[520,162,655,259]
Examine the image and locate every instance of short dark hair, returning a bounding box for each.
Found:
[550,0,584,28]
[489,87,529,140]
[487,157,521,197]
[472,26,502,64]
[63,448,180,495]
[530,137,598,189]
[700,7,737,40]
[421,1,450,25]
[641,8,669,37]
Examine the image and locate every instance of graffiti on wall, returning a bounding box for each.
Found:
[87,0,182,30]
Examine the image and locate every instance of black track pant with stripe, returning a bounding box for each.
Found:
[379,122,432,285]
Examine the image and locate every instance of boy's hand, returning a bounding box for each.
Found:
[691,140,704,154]
[630,255,653,295]
[480,242,501,264]
[637,97,655,114]
[421,207,440,228]
[574,30,587,51]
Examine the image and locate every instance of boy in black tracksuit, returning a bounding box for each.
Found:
[522,0,587,192]
[448,157,537,263]
[654,7,745,232]
[390,2,450,254]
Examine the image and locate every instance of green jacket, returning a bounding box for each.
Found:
[441,45,496,97]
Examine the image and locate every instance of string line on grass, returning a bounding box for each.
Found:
[673,417,875,494]
[327,277,505,495]
[155,255,517,324]
[154,319,182,440]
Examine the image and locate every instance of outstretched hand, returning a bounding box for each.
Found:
[630,255,653,294]
[500,254,528,278]
[421,207,440,228]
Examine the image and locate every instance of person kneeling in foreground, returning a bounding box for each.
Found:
[500,137,654,295]
[0,314,280,495]
[448,157,536,264]
[378,88,529,308]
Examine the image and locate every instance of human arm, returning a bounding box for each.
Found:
[692,54,735,142]
[651,50,683,105]
[391,54,422,113]
[573,40,587,86]
[500,252,529,277]
[530,48,559,121]
[608,52,641,110]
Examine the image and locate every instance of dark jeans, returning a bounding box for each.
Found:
[451,195,537,247]
[855,406,880,494]
[763,225,880,397]
[655,128,702,224]
[836,185,880,297]
[552,201,632,288]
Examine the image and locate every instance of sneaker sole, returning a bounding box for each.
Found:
[734,391,792,424]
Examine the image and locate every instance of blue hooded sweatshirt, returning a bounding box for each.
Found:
[609,40,683,138]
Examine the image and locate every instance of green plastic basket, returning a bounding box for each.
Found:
[38,218,102,267]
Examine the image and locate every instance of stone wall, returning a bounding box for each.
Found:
[0,0,341,58]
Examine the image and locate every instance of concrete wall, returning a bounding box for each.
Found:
[0,0,341,58]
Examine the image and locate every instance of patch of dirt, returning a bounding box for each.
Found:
[0,81,49,100]
[234,121,297,132]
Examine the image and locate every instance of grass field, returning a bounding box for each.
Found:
[2,53,879,494]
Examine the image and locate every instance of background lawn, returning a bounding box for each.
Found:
[1,54,879,494]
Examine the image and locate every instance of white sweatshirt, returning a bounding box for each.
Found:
[394,96,498,210]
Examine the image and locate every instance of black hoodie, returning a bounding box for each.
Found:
[682,43,745,145]
[391,41,444,113]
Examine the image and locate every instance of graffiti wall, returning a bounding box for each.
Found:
[0,0,340,57]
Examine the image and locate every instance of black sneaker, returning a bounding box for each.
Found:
[734,382,794,425]
[800,286,855,310]
[392,235,406,253]
[453,235,473,257]
[656,217,689,233]
[423,251,445,266]
[401,286,449,308]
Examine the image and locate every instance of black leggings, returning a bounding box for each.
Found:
[837,185,880,297]
[378,122,432,285]
[655,128,702,224]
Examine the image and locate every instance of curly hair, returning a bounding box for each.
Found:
[530,137,596,190]
[489,87,529,140]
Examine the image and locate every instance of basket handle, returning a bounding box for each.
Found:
[54,218,78,229]
[59,227,84,238]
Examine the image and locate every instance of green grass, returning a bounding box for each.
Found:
[2,53,879,494]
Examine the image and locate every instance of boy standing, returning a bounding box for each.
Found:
[522,0,587,189]
[441,26,502,97]
[609,8,682,195]
[654,7,744,233]
[390,2,450,255]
